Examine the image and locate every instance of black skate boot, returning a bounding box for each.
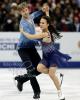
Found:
[33,92,40,99]
[15,75,24,91]
[14,74,29,91]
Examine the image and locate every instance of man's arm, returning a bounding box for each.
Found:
[20,27,48,39]
[31,11,43,20]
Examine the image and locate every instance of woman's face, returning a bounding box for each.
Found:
[40,18,49,31]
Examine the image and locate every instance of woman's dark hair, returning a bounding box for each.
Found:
[41,16,62,41]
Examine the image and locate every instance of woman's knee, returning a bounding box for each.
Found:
[37,65,41,72]
[37,64,49,74]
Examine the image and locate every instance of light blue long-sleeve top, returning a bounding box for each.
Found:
[18,11,42,48]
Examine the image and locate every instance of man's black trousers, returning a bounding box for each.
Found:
[18,47,41,93]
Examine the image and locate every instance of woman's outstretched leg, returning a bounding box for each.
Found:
[49,67,65,100]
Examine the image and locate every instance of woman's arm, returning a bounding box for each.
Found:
[20,27,48,39]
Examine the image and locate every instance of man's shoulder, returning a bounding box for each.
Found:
[20,18,24,24]
[20,18,28,27]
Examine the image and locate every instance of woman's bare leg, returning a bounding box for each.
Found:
[37,64,49,74]
[48,66,65,100]
[48,67,61,90]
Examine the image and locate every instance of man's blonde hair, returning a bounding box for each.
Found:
[17,2,28,11]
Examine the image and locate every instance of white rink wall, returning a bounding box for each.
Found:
[0,32,80,68]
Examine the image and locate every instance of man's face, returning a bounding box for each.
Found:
[20,7,29,18]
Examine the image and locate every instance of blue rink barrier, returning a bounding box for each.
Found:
[0,61,80,68]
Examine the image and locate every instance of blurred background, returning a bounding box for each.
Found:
[0,0,80,32]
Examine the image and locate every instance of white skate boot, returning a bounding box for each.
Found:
[59,94,65,100]
[58,90,65,100]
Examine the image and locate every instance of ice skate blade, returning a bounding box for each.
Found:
[60,98,65,100]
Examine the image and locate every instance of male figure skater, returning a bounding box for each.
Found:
[15,2,43,99]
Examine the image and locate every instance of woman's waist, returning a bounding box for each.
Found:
[41,41,53,45]
[42,43,55,50]
[42,46,55,55]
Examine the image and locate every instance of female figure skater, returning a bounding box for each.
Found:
[20,16,71,100]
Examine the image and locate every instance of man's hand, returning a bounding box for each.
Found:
[20,27,24,33]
